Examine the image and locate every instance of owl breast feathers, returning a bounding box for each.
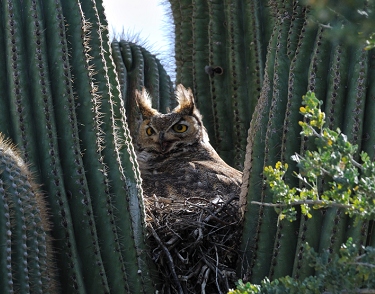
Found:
[135,84,242,202]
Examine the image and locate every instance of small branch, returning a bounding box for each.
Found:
[214,245,223,294]
[149,224,184,294]
[201,266,210,294]
[350,156,364,171]
[324,290,375,294]
[250,200,352,210]
[349,262,375,269]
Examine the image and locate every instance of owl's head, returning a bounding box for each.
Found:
[135,84,209,154]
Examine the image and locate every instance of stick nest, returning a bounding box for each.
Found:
[145,194,241,294]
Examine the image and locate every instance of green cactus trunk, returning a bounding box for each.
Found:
[237,0,375,284]
[0,0,160,292]
[169,0,273,169]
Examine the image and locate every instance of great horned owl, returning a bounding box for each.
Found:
[135,84,242,202]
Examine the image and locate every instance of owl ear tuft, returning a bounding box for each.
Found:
[135,88,159,118]
[173,84,195,115]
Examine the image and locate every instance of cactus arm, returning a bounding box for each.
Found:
[0,137,55,292]
[359,0,375,161]
[1,144,49,292]
[342,48,369,244]
[113,39,174,114]
[13,163,50,293]
[363,3,375,247]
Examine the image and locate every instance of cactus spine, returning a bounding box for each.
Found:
[0,0,166,292]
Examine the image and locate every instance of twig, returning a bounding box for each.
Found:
[178,262,202,281]
[200,247,224,278]
[149,224,184,294]
[200,266,210,294]
[214,245,223,294]
[348,262,375,268]
[204,196,239,222]
[250,200,352,209]
[185,202,232,225]
[323,290,375,294]
[174,248,189,264]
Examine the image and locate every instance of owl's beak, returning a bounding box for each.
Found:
[159,132,171,153]
[159,132,167,152]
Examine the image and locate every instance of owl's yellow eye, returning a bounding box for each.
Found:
[173,124,188,133]
[146,127,155,136]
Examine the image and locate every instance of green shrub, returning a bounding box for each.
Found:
[232,92,375,293]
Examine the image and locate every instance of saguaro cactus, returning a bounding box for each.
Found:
[238,0,375,284]
[169,0,273,169]
[0,0,159,292]
[0,135,54,293]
